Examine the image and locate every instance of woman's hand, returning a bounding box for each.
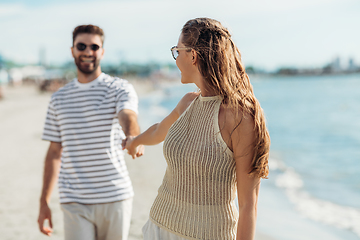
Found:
[122,136,144,159]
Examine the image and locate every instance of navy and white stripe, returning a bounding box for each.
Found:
[42,73,138,204]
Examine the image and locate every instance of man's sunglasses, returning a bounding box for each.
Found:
[75,43,101,51]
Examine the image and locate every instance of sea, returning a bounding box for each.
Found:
[137,73,360,240]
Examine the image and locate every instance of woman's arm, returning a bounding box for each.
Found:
[231,112,261,240]
[123,92,198,159]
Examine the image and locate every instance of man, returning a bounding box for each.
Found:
[37,24,143,240]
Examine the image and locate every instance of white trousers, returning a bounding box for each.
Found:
[142,219,188,240]
[61,198,132,240]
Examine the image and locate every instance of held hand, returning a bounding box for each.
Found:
[122,136,140,159]
[37,202,53,236]
[121,138,128,150]
[136,144,145,158]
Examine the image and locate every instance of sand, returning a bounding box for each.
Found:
[0,83,275,240]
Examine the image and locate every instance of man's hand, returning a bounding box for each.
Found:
[38,142,61,236]
[122,136,144,159]
[37,202,53,236]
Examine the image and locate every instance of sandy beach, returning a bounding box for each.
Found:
[0,82,274,240]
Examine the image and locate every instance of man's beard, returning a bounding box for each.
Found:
[74,56,100,74]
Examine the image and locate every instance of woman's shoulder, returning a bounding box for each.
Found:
[175,92,200,115]
[182,92,200,102]
[221,105,254,133]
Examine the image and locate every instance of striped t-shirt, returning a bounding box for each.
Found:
[42,73,138,204]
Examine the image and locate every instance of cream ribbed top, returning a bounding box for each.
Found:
[150,95,239,240]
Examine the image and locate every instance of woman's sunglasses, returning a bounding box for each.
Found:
[170,46,192,60]
[75,43,101,51]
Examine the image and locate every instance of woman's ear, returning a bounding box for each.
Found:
[191,49,197,65]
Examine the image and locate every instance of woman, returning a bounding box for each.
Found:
[124,17,270,240]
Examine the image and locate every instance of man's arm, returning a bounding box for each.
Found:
[37,141,62,236]
[118,109,140,137]
[118,109,144,158]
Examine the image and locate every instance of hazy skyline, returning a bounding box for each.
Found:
[0,0,359,70]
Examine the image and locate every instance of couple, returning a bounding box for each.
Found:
[38,18,270,240]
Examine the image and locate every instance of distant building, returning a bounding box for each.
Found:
[0,54,4,69]
[331,56,341,72]
[9,66,46,86]
[348,58,357,71]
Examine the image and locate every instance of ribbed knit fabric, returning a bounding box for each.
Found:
[150,95,239,240]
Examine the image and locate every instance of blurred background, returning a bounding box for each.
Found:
[0,0,359,240]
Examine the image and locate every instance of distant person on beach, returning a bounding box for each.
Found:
[123,17,270,240]
[37,24,143,240]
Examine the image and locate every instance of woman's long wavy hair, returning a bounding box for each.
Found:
[181,18,270,178]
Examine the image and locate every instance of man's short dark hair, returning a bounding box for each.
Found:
[72,24,105,46]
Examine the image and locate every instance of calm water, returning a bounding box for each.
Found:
[138,74,360,240]
[252,74,360,205]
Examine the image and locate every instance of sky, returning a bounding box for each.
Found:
[0,0,359,71]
